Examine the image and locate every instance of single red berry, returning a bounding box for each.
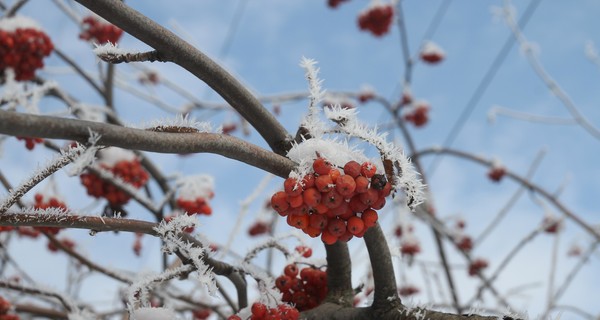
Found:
[343,160,362,178]
[313,157,332,176]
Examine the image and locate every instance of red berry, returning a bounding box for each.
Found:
[284,264,299,277]
[284,177,303,196]
[343,160,362,178]
[346,216,365,235]
[313,157,332,175]
[295,245,313,258]
[271,191,290,213]
[251,302,267,317]
[361,209,378,228]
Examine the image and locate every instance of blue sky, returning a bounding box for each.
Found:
[2,0,600,319]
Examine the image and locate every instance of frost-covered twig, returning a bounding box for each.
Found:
[0,144,86,214]
[415,147,600,242]
[127,264,193,312]
[553,240,600,302]
[0,279,79,313]
[488,105,578,125]
[501,0,600,140]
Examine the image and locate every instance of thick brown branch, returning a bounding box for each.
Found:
[73,0,292,155]
[324,241,353,306]
[0,110,296,178]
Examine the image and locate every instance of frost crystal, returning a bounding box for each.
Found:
[93,42,135,56]
[153,215,218,296]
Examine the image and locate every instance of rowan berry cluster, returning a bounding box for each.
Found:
[0,26,53,81]
[487,166,506,182]
[32,193,68,235]
[420,41,445,64]
[358,4,394,37]
[468,258,489,276]
[236,302,299,320]
[191,308,211,320]
[248,221,270,237]
[0,295,19,320]
[455,235,473,252]
[404,102,430,127]
[398,285,420,297]
[47,238,75,253]
[271,157,391,244]
[327,0,350,9]
[16,137,43,150]
[275,264,327,312]
[176,196,213,216]
[79,16,123,44]
[80,159,149,206]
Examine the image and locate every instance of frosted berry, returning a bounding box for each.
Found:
[358,4,394,37]
[404,101,430,127]
[487,166,506,182]
[328,0,350,8]
[295,245,312,258]
[33,193,68,235]
[468,258,489,276]
[248,221,270,236]
[420,41,445,64]
[191,309,211,320]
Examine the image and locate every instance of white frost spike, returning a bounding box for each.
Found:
[132,307,178,320]
[300,57,326,138]
[176,174,214,200]
[66,130,101,177]
[93,42,136,57]
[0,69,57,114]
[0,15,42,32]
[324,104,359,124]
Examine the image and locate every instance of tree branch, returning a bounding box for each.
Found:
[73,0,292,155]
[0,110,296,178]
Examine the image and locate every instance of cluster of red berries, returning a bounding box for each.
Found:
[191,308,211,320]
[47,237,75,253]
[404,102,430,127]
[80,159,149,206]
[487,166,506,182]
[177,195,213,216]
[271,158,392,245]
[79,15,123,44]
[358,4,394,37]
[32,193,68,235]
[227,302,299,320]
[455,235,473,252]
[327,0,350,8]
[542,215,562,234]
[295,245,312,258]
[0,295,19,320]
[0,26,53,81]
[248,221,270,237]
[398,285,420,297]
[420,42,445,64]
[16,137,43,150]
[468,258,489,276]
[400,238,421,257]
[275,264,327,311]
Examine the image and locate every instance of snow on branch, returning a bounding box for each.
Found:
[140,113,217,134]
[299,57,327,138]
[0,143,89,214]
[127,265,193,314]
[153,215,218,296]
[93,43,165,64]
[0,68,58,114]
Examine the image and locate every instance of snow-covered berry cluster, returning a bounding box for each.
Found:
[80,148,149,207]
[403,101,430,127]
[271,157,391,244]
[0,17,53,81]
[420,41,445,64]
[79,15,123,44]
[16,137,44,150]
[176,175,214,216]
[276,264,327,311]
[358,4,394,37]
